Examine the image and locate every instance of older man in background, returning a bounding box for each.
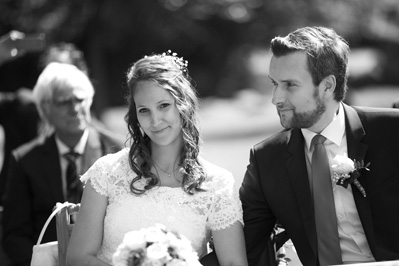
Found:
[2,62,122,266]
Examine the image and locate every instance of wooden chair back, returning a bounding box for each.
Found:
[55,203,80,266]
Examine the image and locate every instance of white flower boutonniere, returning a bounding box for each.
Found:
[331,155,370,197]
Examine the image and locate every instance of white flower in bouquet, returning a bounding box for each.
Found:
[112,224,202,266]
[123,230,147,250]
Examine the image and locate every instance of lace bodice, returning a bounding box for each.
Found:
[80,148,243,264]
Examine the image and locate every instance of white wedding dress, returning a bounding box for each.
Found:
[81,148,243,264]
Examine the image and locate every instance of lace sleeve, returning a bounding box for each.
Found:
[80,155,111,196]
[207,169,244,231]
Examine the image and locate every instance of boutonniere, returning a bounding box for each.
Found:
[331,155,370,197]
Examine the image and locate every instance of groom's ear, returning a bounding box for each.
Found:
[320,75,336,97]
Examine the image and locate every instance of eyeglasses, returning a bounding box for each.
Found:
[51,96,91,108]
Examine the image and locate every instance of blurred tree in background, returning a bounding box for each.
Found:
[0,0,398,114]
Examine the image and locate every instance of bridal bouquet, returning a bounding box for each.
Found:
[331,154,370,197]
[112,224,201,266]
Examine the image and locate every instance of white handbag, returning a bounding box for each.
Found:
[31,241,58,266]
[30,202,73,266]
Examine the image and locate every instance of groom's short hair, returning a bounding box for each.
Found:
[270,26,350,102]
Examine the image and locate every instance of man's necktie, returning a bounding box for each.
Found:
[311,135,342,266]
[64,151,82,203]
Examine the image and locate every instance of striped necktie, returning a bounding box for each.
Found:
[64,150,82,203]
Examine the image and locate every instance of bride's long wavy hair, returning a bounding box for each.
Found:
[125,52,206,195]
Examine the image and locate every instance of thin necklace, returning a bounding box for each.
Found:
[153,162,177,178]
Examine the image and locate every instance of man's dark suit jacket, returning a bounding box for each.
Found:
[240,104,399,266]
[2,127,122,266]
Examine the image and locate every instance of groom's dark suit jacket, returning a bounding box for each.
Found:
[2,127,123,266]
[240,104,399,266]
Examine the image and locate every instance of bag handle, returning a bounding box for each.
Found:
[36,202,74,245]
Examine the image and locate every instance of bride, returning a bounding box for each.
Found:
[67,51,248,266]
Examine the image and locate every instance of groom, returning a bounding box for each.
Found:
[240,26,399,266]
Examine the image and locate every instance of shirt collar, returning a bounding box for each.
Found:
[55,129,89,156]
[302,103,345,151]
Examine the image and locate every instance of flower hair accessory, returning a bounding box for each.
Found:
[161,50,188,73]
[331,154,370,197]
[112,224,201,266]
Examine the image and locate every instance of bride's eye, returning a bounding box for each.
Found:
[160,103,170,109]
[138,108,149,113]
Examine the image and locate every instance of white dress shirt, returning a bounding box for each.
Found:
[301,103,375,264]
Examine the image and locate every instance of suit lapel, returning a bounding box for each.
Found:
[286,129,318,257]
[43,134,65,202]
[81,129,103,174]
[343,104,376,251]
[344,104,367,162]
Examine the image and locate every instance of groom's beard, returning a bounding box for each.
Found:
[279,87,326,129]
